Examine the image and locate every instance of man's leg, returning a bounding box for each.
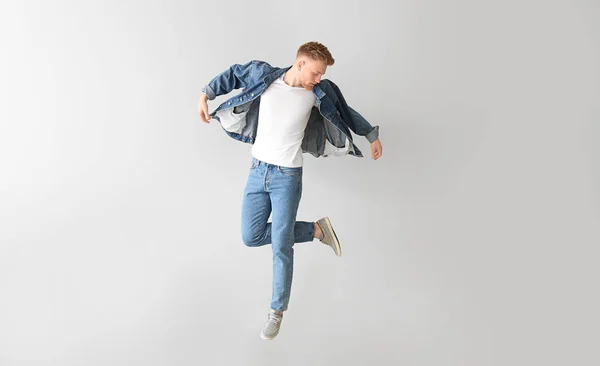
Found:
[241,161,272,247]
[242,159,314,248]
[268,166,304,314]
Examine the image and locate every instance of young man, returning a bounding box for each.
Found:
[197,42,382,340]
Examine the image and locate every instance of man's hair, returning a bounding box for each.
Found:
[297,41,335,66]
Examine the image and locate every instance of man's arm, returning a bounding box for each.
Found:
[201,60,259,101]
[324,80,379,142]
[347,105,380,143]
[324,80,383,159]
[198,60,260,122]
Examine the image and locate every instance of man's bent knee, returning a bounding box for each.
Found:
[242,231,262,247]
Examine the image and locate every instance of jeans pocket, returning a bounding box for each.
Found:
[278,166,302,176]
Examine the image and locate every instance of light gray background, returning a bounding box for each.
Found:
[1,0,598,365]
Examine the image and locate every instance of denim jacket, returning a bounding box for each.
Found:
[202,60,379,158]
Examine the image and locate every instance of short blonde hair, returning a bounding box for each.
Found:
[297,41,335,66]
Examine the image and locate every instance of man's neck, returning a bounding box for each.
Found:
[283,67,302,88]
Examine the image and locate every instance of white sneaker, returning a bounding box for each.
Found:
[260,310,283,340]
[316,217,342,256]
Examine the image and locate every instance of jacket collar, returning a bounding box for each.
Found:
[264,65,326,100]
[264,66,290,85]
[311,83,326,99]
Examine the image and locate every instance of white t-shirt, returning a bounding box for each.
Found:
[251,74,316,167]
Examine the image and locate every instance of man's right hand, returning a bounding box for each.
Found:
[198,94,211,123]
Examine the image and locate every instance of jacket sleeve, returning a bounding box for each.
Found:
[328,80,380,143]
[201,60,259,101]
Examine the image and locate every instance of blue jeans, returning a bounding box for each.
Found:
[241,157,316,312]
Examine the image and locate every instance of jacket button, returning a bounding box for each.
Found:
[251,93,254,97]
[227,102,231,105]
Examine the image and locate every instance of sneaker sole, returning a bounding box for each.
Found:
[260,332,278,340]
[321,217,341,256]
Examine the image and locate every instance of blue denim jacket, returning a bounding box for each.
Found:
[202,60,379,158]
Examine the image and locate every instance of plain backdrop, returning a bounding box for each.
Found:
[1,0,598,365]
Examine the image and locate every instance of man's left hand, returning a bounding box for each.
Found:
[371,138,382,160]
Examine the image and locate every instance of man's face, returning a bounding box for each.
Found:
[299,58,327,90]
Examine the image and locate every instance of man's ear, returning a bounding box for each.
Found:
[297,60,304,71]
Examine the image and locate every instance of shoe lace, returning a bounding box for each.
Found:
[268,313,282,324]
